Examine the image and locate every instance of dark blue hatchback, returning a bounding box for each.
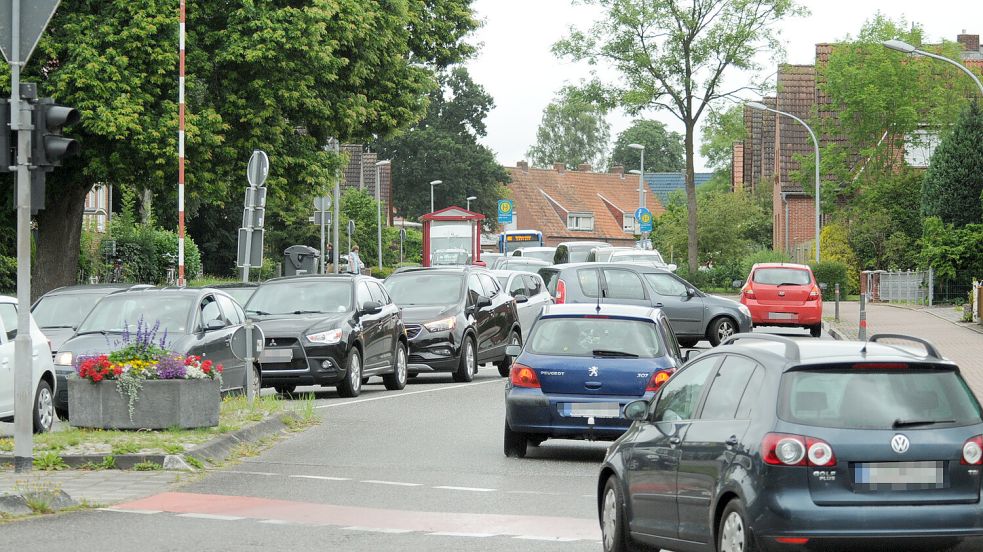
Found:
[503,304,686,457]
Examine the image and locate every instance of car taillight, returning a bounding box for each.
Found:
[852,363,909,369]
[962,435,983,465]
[509,363,540,388]
[555,279,566,304]
[808,287,820,299]
[742,288,755,299]
[646,369,673,392]
[762,433,836,467]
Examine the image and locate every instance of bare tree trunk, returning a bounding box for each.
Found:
[140,187,153,224]
[684,122,698,273]
[32,183,91,301]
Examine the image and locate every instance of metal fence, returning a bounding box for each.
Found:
[935,270,979,305]
[863,269,933,305]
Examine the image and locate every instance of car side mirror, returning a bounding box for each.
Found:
[360,300,383,315]
[683,349,701,362]
[205,319,227,331]
[505,344,522,357]
[667,264,677,272]
[686,287,697,298]
[624,400,649,422]
[514,294,529,304]
[476,295,492,309]
[732,279,743,289]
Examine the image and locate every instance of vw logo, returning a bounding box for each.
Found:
[588,366,599,377]
[891,434,910,454]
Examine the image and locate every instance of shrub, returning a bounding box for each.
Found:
[0,255,16,293]
[809,260,850,300]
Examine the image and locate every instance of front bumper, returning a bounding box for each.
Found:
[505,388,652,441]
[55,366,71,410]
[405,327,462,373]
[744,299,822,326]
[258,336,349,387]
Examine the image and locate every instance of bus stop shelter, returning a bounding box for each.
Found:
[421,207,485,267]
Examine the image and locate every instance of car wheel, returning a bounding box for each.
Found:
[708,317,738,347]
[274,385,296,396]
[718,500,758,552]
[528,435,546,447]
[383,342,408,391]
[503,420,527,458]
[678,337,700,348]
[497,330,521,378]
[55,406,69,422]
[600,476,642,552]
[337,348,362,398]
[809,324,822,338]
[33,380,54,434]
[453,336,476,383]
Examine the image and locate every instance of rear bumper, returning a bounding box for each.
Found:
[505,388,652,441]
[744,299,822,326]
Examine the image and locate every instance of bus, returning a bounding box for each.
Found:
[498,230,544,254]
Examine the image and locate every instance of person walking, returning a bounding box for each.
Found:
[349,245,364,275]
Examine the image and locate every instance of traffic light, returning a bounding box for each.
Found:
[31,98,79,168]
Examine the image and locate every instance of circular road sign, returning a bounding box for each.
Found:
[231,324,266,361]
[247,150,270,188]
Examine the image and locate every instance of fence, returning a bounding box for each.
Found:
[862,269,933,305]
[934,270,979,305]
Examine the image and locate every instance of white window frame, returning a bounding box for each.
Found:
[622,212,636,233]
[567,212,594,231]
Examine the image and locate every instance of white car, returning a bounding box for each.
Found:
[610,249,678,272]
[492,270,553,335]
[0,296,56,433]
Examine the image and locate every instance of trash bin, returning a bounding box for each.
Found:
[283,245,320,276]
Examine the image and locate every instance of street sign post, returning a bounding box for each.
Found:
[347,219,356,258]
[314,196,330,273]
[237,150,268,282]
[399,227,407,265]
[634,207,653,234]
[497,199,513,224]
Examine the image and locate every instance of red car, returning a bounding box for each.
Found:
[740,262,823,337]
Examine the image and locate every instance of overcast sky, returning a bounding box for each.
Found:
[465,0,983,172]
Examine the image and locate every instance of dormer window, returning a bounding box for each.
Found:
[622,213,636,233]
[567,212,594,231]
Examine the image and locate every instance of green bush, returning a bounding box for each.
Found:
[809,260,850,300]
[0,255,16,293]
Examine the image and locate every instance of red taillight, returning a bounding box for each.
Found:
[555,279,567,304]
[775,537,810,545]
[852,363,909,369]
[808,287,820,299]
[961,435,983,465]
[509,363,540,388]
[742,287,755,299]
[646,369,673,392]
[762,433,836,467]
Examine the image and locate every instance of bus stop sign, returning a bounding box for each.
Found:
[497,199,513,223]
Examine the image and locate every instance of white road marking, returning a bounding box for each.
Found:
[433,485,497,492]
[176,513,245,521]
[226,470,279,477]
[506,490,567,496]
[290,475,350,481]
[428,532,497,538]
[315,378,504,409]
[514,536,582,542]
[344,526,414,534]
[98,508,161,515]
[360,479,423,487]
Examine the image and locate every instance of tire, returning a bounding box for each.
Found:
[337,348,363,398]
[708,317,738,347]
[600,476,643,552]
[55,406,69,422]
[809,324,822,338]
[503,420,527,458]
[453,336,476,383]
[528,435,546,447]
[678,337,700,348]
[497,330,521,378]
[383,342,408,391]
[33,380,54,434]
[274,385,296,396]
[718,500,758,552]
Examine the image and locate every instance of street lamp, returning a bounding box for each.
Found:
[627,143,646,209]
[466,196,477,211]
[883,40,983,95]
[375,160,390,270]
[746,101,822,263]
[429,180,442,213]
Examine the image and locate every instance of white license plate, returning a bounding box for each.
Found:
[565,403,621,418]
[769,312,796,320]
[855,461,945,487]
[260,349,293,363]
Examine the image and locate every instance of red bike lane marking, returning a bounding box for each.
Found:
[113,492,600,541]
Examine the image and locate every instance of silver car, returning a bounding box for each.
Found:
[492,270,553,335]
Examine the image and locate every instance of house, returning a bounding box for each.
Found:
[341,144,393,225]
[83,183,112,233]
[505,161,664,247]
[644,172,714,207]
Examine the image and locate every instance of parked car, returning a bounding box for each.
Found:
[586,246,634,263]
[538,263,751,347]
[491,257,551,274]
[384,267,521,379]
[208,282,259,307]
[482,253,504,266]
[0,297,57,433]
[598,333,983,552]
[31,284,148,358]
[503,304,685,457]
[492,270,553,335]
[553,241,611,264]
[53,287,251,420]
[245,275,407,397]
[609,250,677,272]
[510,246,557,264]
[432,248,471,266]
[740,262,823,337]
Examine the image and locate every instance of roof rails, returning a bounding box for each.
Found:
[863,334,943,361]
[719,333,801,362]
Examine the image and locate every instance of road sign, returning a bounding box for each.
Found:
[236,228,264,267]
[497,199,513,224]
[230,324,265,361]
[313,196,331,211]
[242,207,265,229]
[0,0,60,64]
[348,219,356,235]
[244,186,267,208]
[309,212,329,225]
[246,150,269,188]
[634,207,653,233]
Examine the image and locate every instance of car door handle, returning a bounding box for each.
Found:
[725,435,739,448]
[669,436,681,446]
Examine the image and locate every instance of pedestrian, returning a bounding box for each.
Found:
[325,243,333,273]
[349,245,364,275]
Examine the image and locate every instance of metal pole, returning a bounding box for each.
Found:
[858,291,867,341]
[241,188,253,283]
[834,283,840,321]
[917,49,983,96]
[639,148,645,209]
[333,174,340,275]
[430,184,434,214]
[244,318,255,403]
[376,164,382,270]
[178,0,186,286]
[319,205,326,274]
[12,0,34,473]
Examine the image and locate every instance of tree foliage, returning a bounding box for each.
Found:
[527,86,610,170]
[700,105,746,171]
[921,101,983,227]
[917,217,983,283]
[609,120,684,172]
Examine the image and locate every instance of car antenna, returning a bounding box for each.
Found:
[596,282,603,313]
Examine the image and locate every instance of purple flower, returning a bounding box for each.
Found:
[155,355,187,380]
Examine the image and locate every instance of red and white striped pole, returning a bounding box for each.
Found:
[177,0,186,287]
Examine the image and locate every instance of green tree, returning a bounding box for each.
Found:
[921,101,983,227]
[701,105,746,172]
[609,120,683,172]
[375,67,510,224]
[555,0,805,273]
[527,86,610,170]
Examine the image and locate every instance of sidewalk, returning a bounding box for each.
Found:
[824,301,983,396]
[0,470,181,507]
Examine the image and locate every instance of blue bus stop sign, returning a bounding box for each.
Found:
[634,207,653,233]
[498,199,514,224]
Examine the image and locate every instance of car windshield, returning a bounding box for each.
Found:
[384,274,464,306]
[613,252,666,264]
[779,367,983,430]
[246,280,352,315]
[503,261,544,274]
[593,249,626,262]
[753,268,811,286]
[77,294,196,335]
[527,317,662,358]
[519,250,554,263]
[222,288,256,306]
[33,293,105,328]
[433,250,469,265]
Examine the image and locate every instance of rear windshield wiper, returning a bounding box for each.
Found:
[75,330,109,336]
[776,282,804,287]
[42,325,75,329]
[592,350,639,358]
[892,418,955,428]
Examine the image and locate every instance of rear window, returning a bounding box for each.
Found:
[779,367,983,429]
[753,268,812,286]
[527,317,663,358]
[540,269,560,295]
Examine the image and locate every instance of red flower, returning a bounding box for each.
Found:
[216,364,223,374]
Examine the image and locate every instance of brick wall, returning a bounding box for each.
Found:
[732,142,745,192]
[773,193,817,255]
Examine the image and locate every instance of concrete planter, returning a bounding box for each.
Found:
[68,378,220,430]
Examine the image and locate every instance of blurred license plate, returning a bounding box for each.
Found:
[260,349,293,362]
[564,403,621,418]
[854,461,945,489]
[769,312,795,320]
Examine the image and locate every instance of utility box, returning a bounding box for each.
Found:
[283,245,320,276]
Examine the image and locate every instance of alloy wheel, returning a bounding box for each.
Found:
[36,386,53,432]
[467,341,476,375]
[717,319,736,340]
[396,346,407,385]
[350,352,362,394]
[601,487,618,551]
[721,511,746,552]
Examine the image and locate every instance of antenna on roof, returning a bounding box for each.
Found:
[596,280,603,313]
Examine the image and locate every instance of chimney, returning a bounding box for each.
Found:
[553,162,566,173]
[957,32,980,52]
[516,160,529,171]
[577,163,592,172]
[608,165,624,175]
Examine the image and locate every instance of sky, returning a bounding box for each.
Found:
[465,0,983,172]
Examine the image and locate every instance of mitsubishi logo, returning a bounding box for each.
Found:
[891,434,910,454]
[588,366,599,377]
[269,340,278,348]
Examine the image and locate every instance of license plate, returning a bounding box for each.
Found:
[769,312,796,320]
[854,461,945,489]
[563,403,621,418]
[260,349,293,363]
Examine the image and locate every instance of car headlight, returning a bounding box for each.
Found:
[306,329,343,345]
[424,316,457,333]
[55,351,74,366]
[738,304,751,318]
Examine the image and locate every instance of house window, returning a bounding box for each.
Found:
[622,213,636,233]
[905,129,941,168]
[567,213,594,231]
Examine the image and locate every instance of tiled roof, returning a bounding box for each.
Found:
[776,65,817,193]
[643,172,714,206]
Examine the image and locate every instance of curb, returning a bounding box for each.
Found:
[873,302,983,336]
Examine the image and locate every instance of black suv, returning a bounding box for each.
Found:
[245,275,407,398]
[384,267,521,380]
[599,334,983,552]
